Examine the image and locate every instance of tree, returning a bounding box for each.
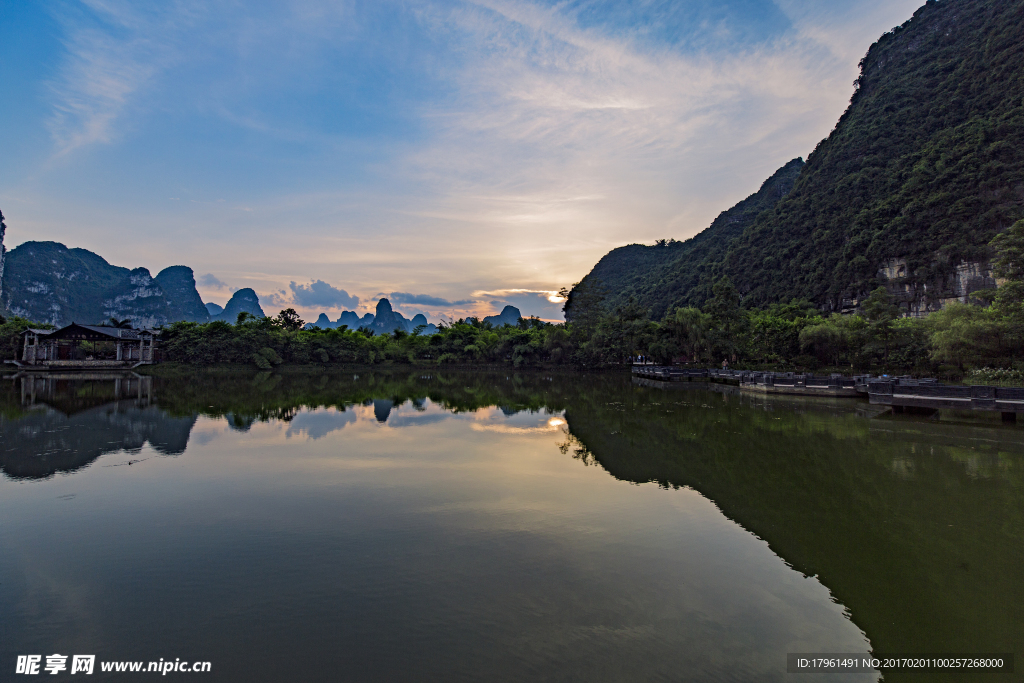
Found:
[562,280,608,340]
[666,307,711,363]
[988,220,1024,356]
[275,308,305,331]
[860,287,899,365]
[927,303,1003,371]
[608,297,652,363]
[799,322,846,366]
[990,219,1024,282]
[704,277,746,361]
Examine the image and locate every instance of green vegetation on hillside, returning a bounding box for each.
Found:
[570,0,1024,318]
[725,0,1024,309]
[567,158,804,319]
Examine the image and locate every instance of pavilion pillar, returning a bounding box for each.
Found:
[116,342,123,361]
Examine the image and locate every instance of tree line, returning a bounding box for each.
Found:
[3,219,1024,379]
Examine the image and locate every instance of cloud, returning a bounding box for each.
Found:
[25,0,924,313]
[388,292,476,307]
[263,291,291,307]
[198,273,228,289]
[45,2,197,156]
[475,288,565,303]
[289,280,360,309]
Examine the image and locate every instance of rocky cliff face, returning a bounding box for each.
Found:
[155,266,210,323]
[212,288,265,323]
[865,257,998,317]
[2,241,211,327]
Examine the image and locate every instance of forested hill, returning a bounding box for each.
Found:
[570,0,1024,319]
[571,158,803,320]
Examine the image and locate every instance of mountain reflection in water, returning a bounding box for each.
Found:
[0,374,196,480]
[0,369,1020,682]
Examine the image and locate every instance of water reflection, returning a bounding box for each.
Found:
[0,369,1019,682]
[567,378,1024,668]
[0,373,196,480]
[285,407,356,439]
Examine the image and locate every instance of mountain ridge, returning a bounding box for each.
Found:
[1,241,211,327]
[568,0,1024,319]
[567,158,804,320]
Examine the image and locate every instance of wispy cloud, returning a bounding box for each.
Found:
[21,0,924,324]
[474,288,564,303]
[45,1,197,155]
[388,292,476,307]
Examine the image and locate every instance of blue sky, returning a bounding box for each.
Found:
[0,0,923,322]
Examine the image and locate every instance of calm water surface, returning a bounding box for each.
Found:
[1,370,1021,682]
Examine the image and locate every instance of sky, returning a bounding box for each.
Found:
[0,0,924,323]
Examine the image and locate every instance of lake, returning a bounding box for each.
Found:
[1,370,1020,681]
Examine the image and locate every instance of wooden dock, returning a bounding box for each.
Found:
[631,367,859,397]
[632,366,1024,417]
[867,380,1024,420]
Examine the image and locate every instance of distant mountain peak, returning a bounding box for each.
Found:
[483,305,522,327]
[213,288,265,323]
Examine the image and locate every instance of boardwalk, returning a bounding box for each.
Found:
[867,380,1024,420]
[632,366,1024,418]
[631,366,859,397]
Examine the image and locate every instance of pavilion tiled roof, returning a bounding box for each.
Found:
[23,323,156,340]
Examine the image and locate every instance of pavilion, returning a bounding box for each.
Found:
[10,323,159,370]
